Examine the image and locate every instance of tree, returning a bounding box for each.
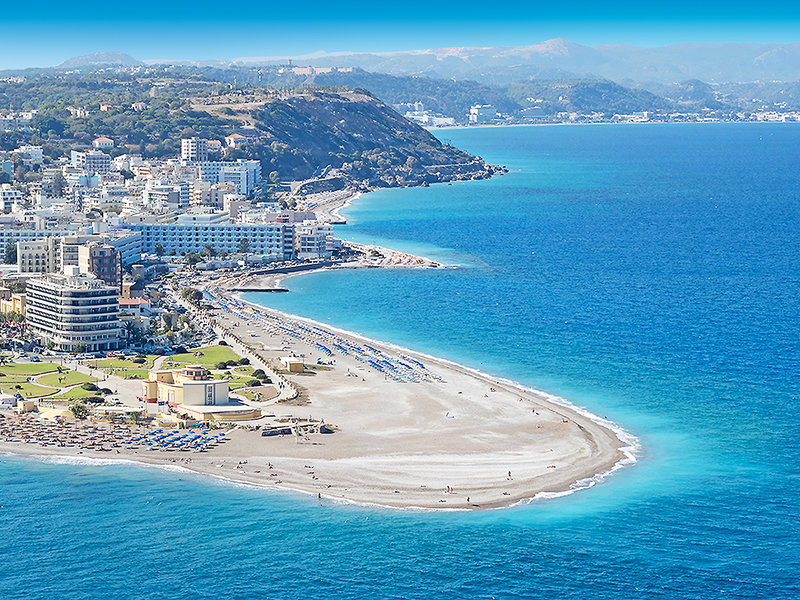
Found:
[70,403,89,420]
[184,252,201,267]
[3,241,17,264]
[180,287,203,304]
[52,172,66,197]
[202,244,217,258]
[154,243,165,257]
[237,238,250,253]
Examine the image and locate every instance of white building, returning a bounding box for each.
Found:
[71,150,111,175]
[0,184,26,212]
[295,223,335,259]
[469,105,499,124]
[129,222,296,258]
[26,271,122,352]
[181,137,209,162]
[176,210,230,225]
[16,237,60,273]
[12,145,44,164]
[92,137,114,149]
[194,160,262,196]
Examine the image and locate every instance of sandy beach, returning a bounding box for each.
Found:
[0,275,637,510]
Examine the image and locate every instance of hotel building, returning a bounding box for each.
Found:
[26,272,122,352]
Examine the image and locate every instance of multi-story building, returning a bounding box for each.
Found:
[195,160,261,196]
[140,366,228,407]
[1,228,74,252]
[16,238,60,273]
[0,286,26,315]
[26,271,121,352]
[16,231,142,274]
[78,243,120,289]
[71,150,111,175]
[181,137,209,162]
[0,184,26,213]
[295,223,335,259]
[469,104,499,124]
[129,222,296,259]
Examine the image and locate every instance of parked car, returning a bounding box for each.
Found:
[29,356,40,362]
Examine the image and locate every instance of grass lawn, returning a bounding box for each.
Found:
[38,371,98,387]
[0,375,31,384]
[168,345,241,368]
[90,356,158,369]
[0,363,60,376]
[104,368,150,380]
[213,373,258,390]
[53,387,103,400]
[0,382,58,398]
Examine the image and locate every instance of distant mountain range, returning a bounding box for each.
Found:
[57,52,142,69]
[145,38,799,85]
[291,39,800,84]
[54,39,800,84]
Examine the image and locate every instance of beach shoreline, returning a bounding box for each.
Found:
[0,274,639,511]
[0,181,639,512]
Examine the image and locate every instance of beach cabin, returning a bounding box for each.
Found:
[280,357,304,373]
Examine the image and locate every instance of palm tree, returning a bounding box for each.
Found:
[123,321,138,347]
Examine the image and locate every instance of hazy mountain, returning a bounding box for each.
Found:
[224,39,800,84]
[57,52,142,69]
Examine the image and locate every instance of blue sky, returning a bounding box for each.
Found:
[2,0,799,69]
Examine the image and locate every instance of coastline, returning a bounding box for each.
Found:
[0,181,638,512]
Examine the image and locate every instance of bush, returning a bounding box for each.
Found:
[132,357,146,364]
[153,348,165,356]
[246,379,260,387]
[251,369,266,379]
[215,362,229,370]
[173,346,187,354]
[238,358,250,366]
[225,360,239,367]
[100,388,113,395]
[218,340,228,346]
[85,396,104,404]
[81,382,99,391]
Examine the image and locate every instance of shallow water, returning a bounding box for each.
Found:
[3,123,799,599]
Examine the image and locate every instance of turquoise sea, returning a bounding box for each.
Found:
[2,124,799,599]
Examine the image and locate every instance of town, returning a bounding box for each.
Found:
[0,119,388,426]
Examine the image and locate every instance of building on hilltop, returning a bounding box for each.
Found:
[92,137,114,150]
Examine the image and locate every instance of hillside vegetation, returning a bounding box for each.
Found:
[0,73,501,188]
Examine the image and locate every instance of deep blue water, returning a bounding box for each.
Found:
[3,124,799,599]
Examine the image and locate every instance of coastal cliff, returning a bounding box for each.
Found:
[210,90,505,189]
